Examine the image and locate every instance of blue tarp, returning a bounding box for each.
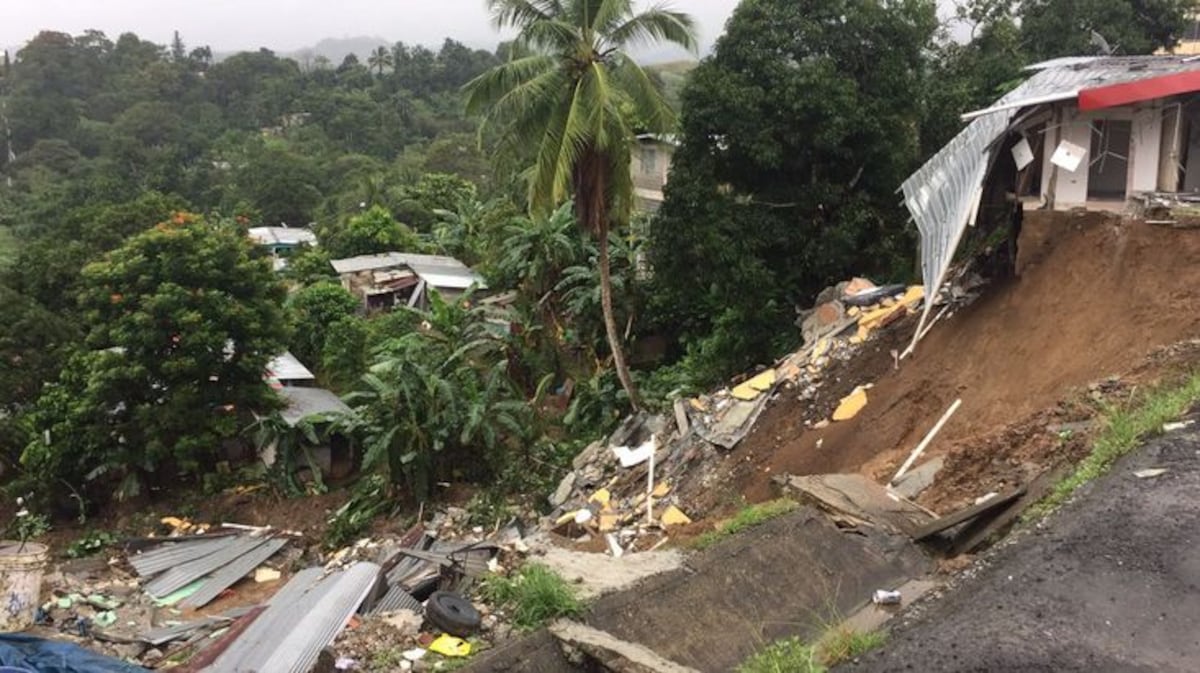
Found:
[0,635,147,673]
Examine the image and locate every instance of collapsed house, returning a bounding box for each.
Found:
[904,55,1200,349]
[329,252,485,312]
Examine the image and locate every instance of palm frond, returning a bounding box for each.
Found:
[605,5,697,53]
[608,52,676,132]
[591,0,634,33]
[486,0,553,29]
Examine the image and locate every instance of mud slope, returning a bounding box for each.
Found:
[735,212,1200,506]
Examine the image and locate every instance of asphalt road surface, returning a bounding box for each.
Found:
[839,412,1200,673]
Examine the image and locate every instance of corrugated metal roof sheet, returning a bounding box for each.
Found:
[370,585,423,615]
[179,537,289,609]
[277,386,351,426]
[128,536,237,577]
[902,55,1200,350]
[266,351,315,382]
[209,562,381,673]
[247,227,318,247]
[143,536,273,598]
[329,252,485,289]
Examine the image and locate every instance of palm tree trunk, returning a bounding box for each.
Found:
[577,148,641,410]
[596,219,641,410]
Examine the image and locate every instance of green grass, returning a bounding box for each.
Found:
[1025,371,1200,520]
[737,636,824,673]
[737,628,887,673]
[480,563,582,631]
[693,498,799,550]
[816,627,888,666]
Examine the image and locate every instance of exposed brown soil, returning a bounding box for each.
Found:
[732,211,1200,512]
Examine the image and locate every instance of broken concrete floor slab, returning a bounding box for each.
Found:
[527,536,685,601]
[781,474,933,536]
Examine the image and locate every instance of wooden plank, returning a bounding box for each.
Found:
[784,474,933,536]
[911,486,1027,541]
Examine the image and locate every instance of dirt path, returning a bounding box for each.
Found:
[838,412,1200,673]
[729,213,1200,513]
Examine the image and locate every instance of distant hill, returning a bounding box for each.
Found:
[645,60,698,108]
[284,36,392,66]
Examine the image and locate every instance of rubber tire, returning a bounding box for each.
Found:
[425,591,482,636]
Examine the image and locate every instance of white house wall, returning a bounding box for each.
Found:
[1039,103,1162,209]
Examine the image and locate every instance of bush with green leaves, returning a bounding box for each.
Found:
[337,289,530,498]
[286,280,360,367]
[66,530,118,558]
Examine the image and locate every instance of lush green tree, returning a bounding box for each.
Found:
[1020,0,1193,59]
[321,315,370,389]
[234,143,323,225]
[0,287,75,416]
[321,204,426,258]
[465,0,697,409]
[648,0,937,382]
[22,214,287,500]
[367,46,393,76]
[394,172,478,231]
[286,280,360,366]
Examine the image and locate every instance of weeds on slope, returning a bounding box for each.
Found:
[1026,370,1200,520]
[693,498,799,550]
[481,563,582,631]
[737,627,887,673]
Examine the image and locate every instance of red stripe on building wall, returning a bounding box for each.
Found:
[1078,70,1200,111]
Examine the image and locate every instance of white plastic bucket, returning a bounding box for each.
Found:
[0,541,48,631]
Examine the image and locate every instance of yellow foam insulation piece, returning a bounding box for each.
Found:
[812,338,831,359]
[732,369,777,400]
[660,505,692,527]
[599,513,620,532]
[832,386,869,421]
[589,488,611,507]
[652,482,671,498]
[555,510,582,526]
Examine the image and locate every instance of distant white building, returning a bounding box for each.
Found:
[247,226,318,271]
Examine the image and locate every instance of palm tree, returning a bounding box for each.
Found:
[367,45,393,76]
[464,0,696,410]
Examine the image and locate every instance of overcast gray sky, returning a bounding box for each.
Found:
[1,0,744,55]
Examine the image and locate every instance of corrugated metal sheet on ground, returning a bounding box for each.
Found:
[208,562,381,673]
[178,537,289,609]
[369,585,423,615]
[129,537,237,577]
[138,606,257,645]
[143,536,272,598]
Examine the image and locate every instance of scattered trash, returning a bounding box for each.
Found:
[335,656,359,669]
[402,647,426,661]
[1134,468,1169,479]
[428,634,471,657]
[872,589,902,605]
[1163,420,1194,432]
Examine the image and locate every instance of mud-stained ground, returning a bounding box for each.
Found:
[725,212,1200,514]
[837,410,1200,673]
